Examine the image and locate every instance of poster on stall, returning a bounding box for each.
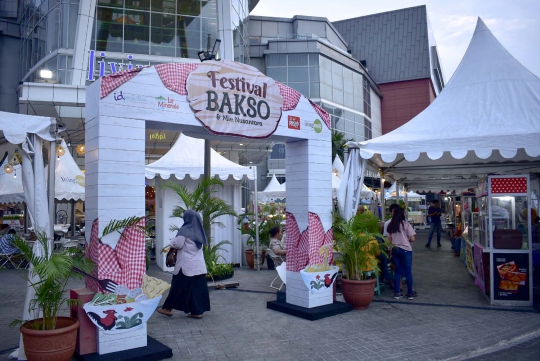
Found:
[473,243,485,292]
[493,253,530,301]
[465,243,472,273]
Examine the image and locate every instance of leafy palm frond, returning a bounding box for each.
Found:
[102,216,145,239]
[332,130,353,162]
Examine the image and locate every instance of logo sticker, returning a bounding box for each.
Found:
[313,119,322,133]
[288,116,300,130]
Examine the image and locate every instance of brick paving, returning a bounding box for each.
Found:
[0,230,538,360]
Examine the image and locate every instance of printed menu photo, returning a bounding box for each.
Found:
[493,253,530,301]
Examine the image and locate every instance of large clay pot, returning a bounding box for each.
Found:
[245,250,266,269]
[20,317,79,361]
[341,277,376,310]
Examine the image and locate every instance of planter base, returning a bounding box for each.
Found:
[267,299,352,321]
[74,336,172,361]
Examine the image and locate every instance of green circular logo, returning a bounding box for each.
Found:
[313,119,322,133]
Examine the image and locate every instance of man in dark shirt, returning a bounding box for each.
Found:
[426,200,442,247]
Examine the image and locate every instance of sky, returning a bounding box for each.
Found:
[251,0,540,82]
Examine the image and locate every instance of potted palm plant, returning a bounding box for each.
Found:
[333,211,388,309]
[10,230,94,361]
[240,215,281,269]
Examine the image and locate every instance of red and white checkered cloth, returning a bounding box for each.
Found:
[285,212,333,272]
[308,100,331,130]
[155,63,200,95]
[276,82,302,111]
[100,68,145,99]
[86,218,146,293]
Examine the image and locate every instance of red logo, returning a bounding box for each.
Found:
[288,115,300,130]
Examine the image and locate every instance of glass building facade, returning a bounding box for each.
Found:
[91,0,218,58]
[266,53,374,142]
[20,0,79,83]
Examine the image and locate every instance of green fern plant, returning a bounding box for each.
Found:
[162,177,237,242]
[10,231,94,330]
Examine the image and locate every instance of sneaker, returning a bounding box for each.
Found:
[437,243,442,247]
[393,293,402,300]
[406,294,414,300]
[425,244,431,247]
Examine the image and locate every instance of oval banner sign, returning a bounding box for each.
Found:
[186,61,283,139]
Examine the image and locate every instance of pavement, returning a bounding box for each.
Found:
[0,230,539,360]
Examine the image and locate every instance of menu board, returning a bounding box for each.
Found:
[493,253,530,301]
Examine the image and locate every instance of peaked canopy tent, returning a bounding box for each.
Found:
[146,133,256,269]
[348,18,540,193]
[257,174,286,202]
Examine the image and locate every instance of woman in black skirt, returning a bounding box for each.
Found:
[158,210,210,319]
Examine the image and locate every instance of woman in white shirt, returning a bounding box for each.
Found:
[386,207,417,300]
[158,210,210,319]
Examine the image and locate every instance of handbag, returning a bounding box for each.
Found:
[165,247,177,268]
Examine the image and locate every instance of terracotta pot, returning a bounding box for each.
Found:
[20,317,79,361]
[341,277,376,310]
[245,250,266,269]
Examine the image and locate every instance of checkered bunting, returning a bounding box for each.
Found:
[85,218,146,293]
[276,82,301,111]
[100,68,145,99]
[155,63,200,95]
[491,177,527,194]
[285,212,333,272]
[308,100,331,130]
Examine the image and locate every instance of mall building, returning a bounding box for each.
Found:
[0,2,444,188]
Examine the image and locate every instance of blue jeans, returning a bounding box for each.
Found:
[392,247,414,295]
[379,253,391,281]
[428,222,442,245]
[451,236,463,253]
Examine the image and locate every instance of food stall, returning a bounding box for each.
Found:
[473,175,533,306]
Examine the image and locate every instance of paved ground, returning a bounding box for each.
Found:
[0,230,539,360]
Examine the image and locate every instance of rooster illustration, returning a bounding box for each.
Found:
[87,309,118,330]
[324,273,338,288]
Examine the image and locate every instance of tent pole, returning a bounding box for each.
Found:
[48,141,56,242]
[203,139,211,241]
[71,199,76,237]
[23,202,28,234]
[253,166,259,271]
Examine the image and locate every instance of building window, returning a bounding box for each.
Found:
[265,53,318,98]
[91,0,218,58]
[363,76,371,118]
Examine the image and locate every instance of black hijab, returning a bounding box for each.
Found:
[176,210,208,249]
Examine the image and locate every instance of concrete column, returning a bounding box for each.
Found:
[71,0,97,85]
[216,0,234,61]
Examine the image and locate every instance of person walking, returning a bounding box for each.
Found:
[426,199,442,247]
[158,210,210,319]
[386,207,417,300]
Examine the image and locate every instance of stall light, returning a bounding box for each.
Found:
[239,143,244,146]
[76,144,86,155]
[13,169,17,179]
[3,162,13,174]
[40,69,53,79]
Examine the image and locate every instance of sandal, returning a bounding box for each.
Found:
[157,309,173,317]
[188,314,202,319]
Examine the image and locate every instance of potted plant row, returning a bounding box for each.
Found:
[239,214,281,269]
[333,211,389,309]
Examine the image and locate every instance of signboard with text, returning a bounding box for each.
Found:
[493,252,530,301]
[186,61,283,139]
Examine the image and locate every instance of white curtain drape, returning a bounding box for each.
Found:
[337,149,366,220]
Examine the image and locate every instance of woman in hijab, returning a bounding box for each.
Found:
[158,210,210,319]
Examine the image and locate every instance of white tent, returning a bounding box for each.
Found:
[51,140,85,201]
[146,133,255,270]
[1,141,85,202]
[0,110,58,360]
[145,132,255,181]
[332,155,344,178]
[0,164,24,204]
[351,18,540,191]
[258,174,286,202]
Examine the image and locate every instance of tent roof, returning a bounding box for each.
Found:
[263,174,282,193]
[54,140,85,201]
[0,111,56,144]
[332,155,344,178]
[145,133,255,180]
[3,141,86,202]
[351,18,540,191]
